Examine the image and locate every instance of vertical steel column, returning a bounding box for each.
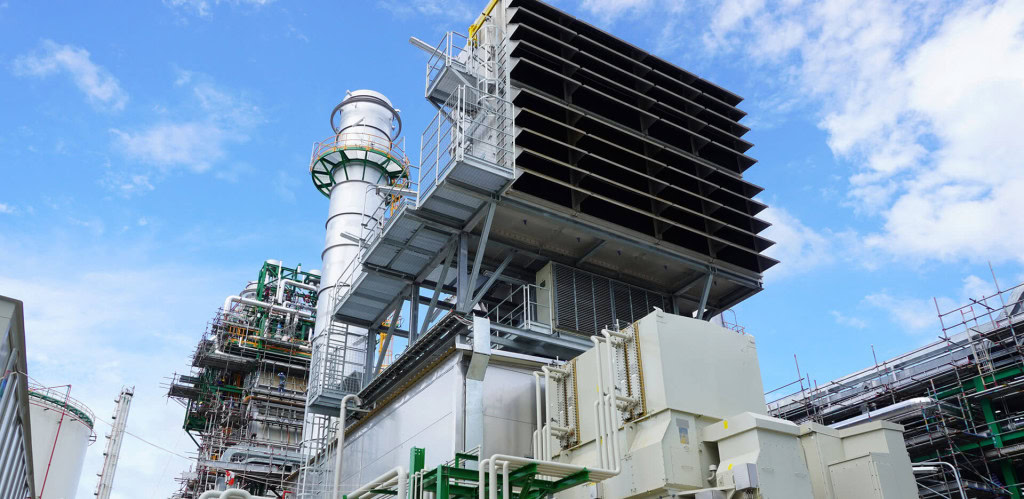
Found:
[975,376,1021,499]
[457,232,469,311]
[408,286,420,345]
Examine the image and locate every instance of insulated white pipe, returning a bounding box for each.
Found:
[477,458,491,499]
[532,371,543,459]
[220,490,253,499]
[916,461,967,499]
[222,296,313,319]
[541,367,553,461]
[346,466,407,499]
[333,394,361,499]
[594,400,607,469]
[830,397,936,429]
[488,460,512,499]
[276,279,318,305]
[602,329,638,408]
[198,491,221,499]
[605,394,621,472]
[489,460,499,499]
[502,461,510,499]
[590,336,606,398]
[484,454,619,480]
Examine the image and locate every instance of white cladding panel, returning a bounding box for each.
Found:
[30,402,91,499]
[338,352,542,494]
[340,355,460,492]
[481,363,538,458]
[638,312,765,418]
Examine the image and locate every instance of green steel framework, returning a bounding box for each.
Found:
[345,448,595,499]
[168,261,320,497]
[310,145,409,198]
[770,281,1024,499]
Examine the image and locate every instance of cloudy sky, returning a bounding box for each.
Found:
[2,0,1023,496]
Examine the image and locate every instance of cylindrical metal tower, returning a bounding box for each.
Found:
[312,90,404,328]
[94,387,133,499]
[28,384,95,499]
[305,90,407,416]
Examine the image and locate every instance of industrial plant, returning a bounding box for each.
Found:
[1,296,137,499]
[770,283,1024,498]
[0,0,1018,498]
[150,0,923,496]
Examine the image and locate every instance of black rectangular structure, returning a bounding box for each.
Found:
[505,0,775,280]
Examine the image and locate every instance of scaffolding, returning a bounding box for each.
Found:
[168,260,319,498]
[769,280,1024,498]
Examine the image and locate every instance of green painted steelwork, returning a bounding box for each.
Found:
[28,390,94,428]
[911,368,1024,498]
[310,145,408,197]
[394,447,594,499]
[934,365,1024,399]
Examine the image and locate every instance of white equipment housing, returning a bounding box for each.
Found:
[542,310,918,498]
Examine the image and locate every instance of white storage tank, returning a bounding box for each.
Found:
[28,384,95,499]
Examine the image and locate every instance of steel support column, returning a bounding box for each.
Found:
[423,245,456,337]
[697,271,714,320]
[468,251,516,311]
[457,232,469,311]
[373,301,403,376]
[463,203,496,313]
[408,285,421,345]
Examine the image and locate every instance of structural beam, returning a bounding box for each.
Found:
[469,251,516,309]
[696,271,714,320]
[423,245,456,337]
[575,239,605,266]
[374,305,401,375]
[408,284,420,345]
[463,203,496,312]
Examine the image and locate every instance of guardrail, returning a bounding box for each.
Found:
[309,131,408,177]
[425,31,469,95]
[419,84,514,204]
[488,284,553,333]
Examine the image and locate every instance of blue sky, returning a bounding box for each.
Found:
[2,0,1023,496]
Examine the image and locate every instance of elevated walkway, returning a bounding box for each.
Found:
[331,84,515,328]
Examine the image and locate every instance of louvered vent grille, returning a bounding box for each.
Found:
[551,262,669,336]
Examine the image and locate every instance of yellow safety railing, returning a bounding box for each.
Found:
[468,0,500,41]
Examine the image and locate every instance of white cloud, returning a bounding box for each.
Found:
[960,274,997,303]
[111,122,228,173]
[13,40,128,111]
[164,0,274,17]
[759,206,834,279]
[830,310,867,329]
[694,0,1024,265]
[581,0,654,20]
[0,234,242,498]
[863,274,1003,334]
[109,73,263,179]
[864,292,940,332]
[379,0,476,22]
[0,203,14,214]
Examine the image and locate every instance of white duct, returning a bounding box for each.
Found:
[332,393,360,499]
[830,397,936,429]
[276,279,317,305]
[345,467,407,499]
[198,488,253,499]
[222,296,313,319]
